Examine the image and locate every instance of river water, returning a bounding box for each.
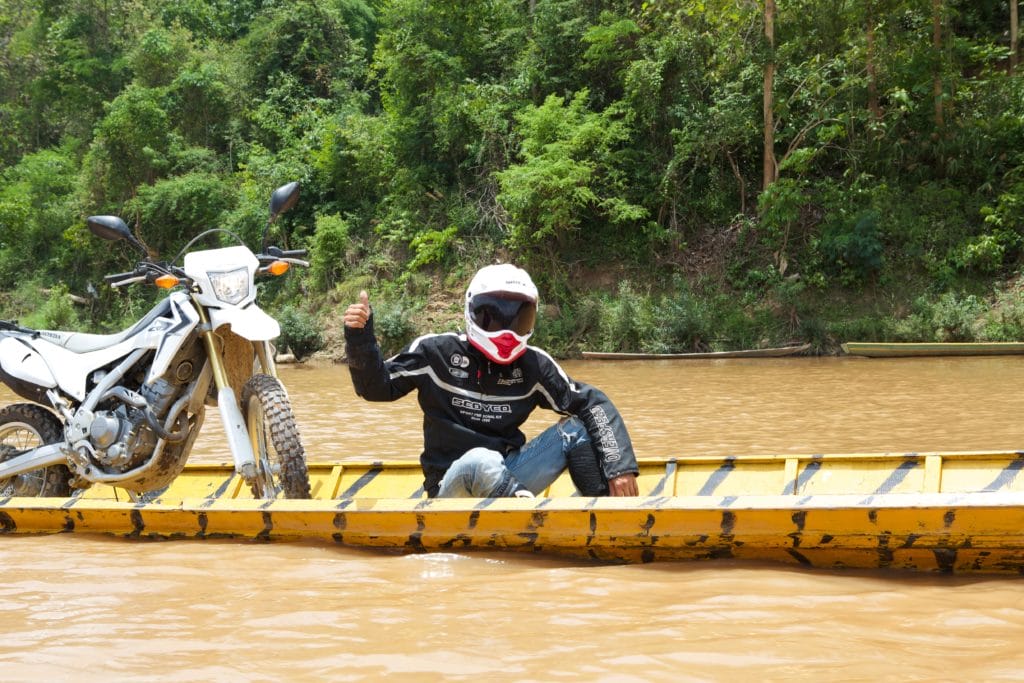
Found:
[3,356,1024,681]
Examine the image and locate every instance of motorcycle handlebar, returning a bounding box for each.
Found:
[262,246,308,259]
[104,271,144,286]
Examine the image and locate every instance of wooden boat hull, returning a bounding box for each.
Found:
[4,450,1024,573]
[581,343,810,360]
[842,342,1024,357]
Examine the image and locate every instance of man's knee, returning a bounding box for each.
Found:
[457,447,505,470]
[567,440,608,496]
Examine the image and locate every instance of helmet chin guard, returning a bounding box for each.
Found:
[468,329,530,364]
[464,264,538,364]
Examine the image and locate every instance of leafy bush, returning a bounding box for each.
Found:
[820,210,884,285]
[648,282,715,353]
[123,172,236,256]
[22,284,81,331]
[310,213,351,289]
[894,292,984,342]
[276,305,323,360]
[594,281,646,353]
[408,226,458,271]
[373,301,417,357]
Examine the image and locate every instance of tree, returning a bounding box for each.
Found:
[1012,0,1020,74]
[762,0,777,191]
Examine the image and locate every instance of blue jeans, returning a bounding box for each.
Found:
[437,417,589,497]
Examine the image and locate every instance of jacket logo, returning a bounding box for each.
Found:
[450,354,470,369]
[496,367,523,385]
[452,397,511,413]
[588,405,622,462]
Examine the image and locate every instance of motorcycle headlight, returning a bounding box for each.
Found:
[208,267,250,305]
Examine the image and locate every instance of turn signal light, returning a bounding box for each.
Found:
[155,274,180,289]
[267,260,290,276]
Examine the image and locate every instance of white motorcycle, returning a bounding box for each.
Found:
[0,181,311,499]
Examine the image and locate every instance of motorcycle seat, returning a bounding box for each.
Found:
[39,299,174,353]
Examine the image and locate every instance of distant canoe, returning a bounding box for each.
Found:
[842,342,1024,358]
[581,343,810,360]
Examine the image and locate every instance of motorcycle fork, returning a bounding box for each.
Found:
[195,308,259,485]
[254,341,277,378]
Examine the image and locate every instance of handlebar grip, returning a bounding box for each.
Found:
[104,271,139,285]
[264,246,308,259]
[112,276,147,288]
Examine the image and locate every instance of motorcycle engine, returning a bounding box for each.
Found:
[89,376,182,470]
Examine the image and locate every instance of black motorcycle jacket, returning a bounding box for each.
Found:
[344,315,639,497]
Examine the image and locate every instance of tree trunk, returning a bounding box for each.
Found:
[1012,0,1019,74]
[866,0,881,119]
[932,0,944,131]
[762,0,777,192]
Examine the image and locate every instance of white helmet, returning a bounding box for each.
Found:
[464,264,538,364]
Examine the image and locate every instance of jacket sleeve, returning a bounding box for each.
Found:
[538,359,638,480]
[568,381,639,481]
[343,314,416,402]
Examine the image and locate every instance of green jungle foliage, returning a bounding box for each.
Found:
[1,0,1023,356]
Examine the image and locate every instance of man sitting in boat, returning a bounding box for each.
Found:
[343,263,639,499]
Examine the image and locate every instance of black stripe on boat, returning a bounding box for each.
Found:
[337,466,383,498]
[783,456,823,495]
[256,511,273,541]
[698,458,735,496]
[638,513,656,537]
[872,458,918,494]
[648,460,677,497]
[197,511,208,537]
[720,510,736,537]
[206,477,236,504]
[786,548,812,566]
[586,511,597,546]
[982,454,1024,491]
[128,509,145,538]
[933,547,957,573]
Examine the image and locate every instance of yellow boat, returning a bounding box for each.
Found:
[4,449,1024,574]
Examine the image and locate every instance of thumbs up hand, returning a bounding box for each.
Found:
[343,290,371,329]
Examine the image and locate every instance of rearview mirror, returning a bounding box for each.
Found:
[269,181,300,222]
[87,216,148,255]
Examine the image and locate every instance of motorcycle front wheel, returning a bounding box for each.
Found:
[241,374,311,499]
[0,404,72,497]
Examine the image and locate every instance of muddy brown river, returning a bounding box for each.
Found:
[3,356,1024,680]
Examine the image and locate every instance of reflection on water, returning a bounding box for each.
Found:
[3,356,1024,680]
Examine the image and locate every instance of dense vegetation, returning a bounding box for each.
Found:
[1,0,1022,358]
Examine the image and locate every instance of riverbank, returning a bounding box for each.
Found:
[293,267,1024,363]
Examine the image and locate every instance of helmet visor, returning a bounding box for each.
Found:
[469,294,536,337]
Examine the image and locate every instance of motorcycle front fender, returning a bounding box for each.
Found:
[208,305,280,341]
